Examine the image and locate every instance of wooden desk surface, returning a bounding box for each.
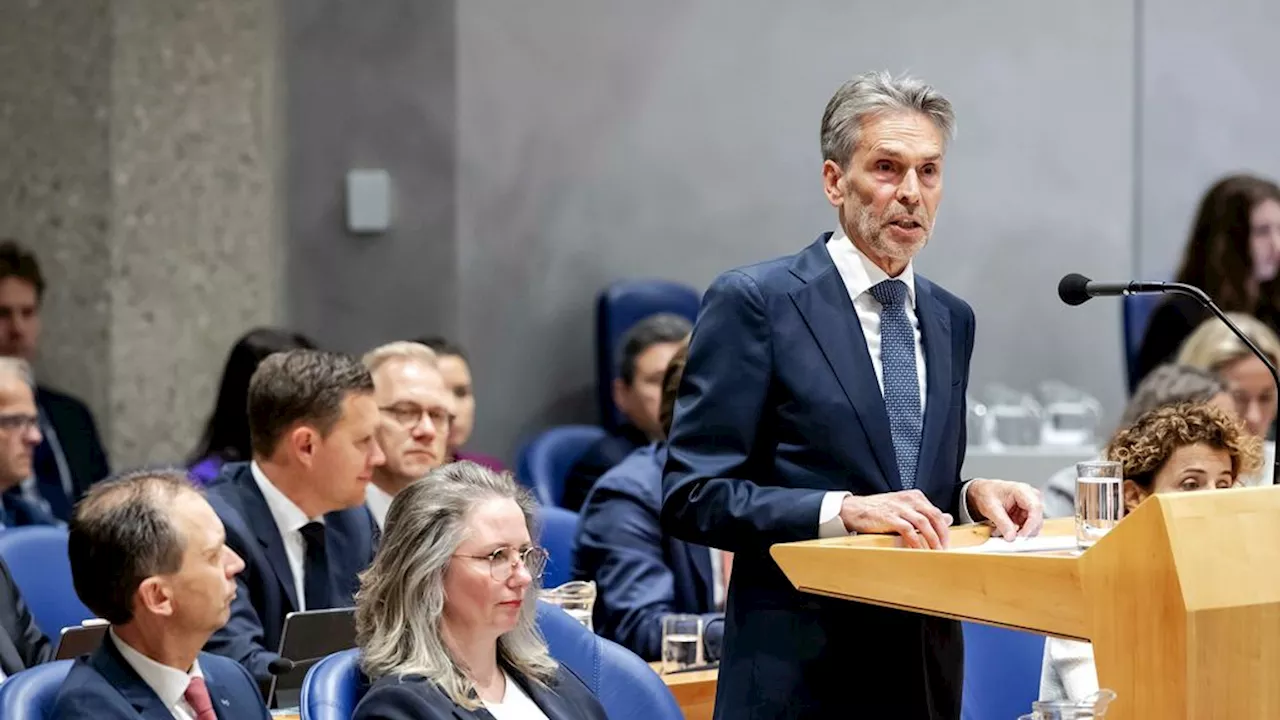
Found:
[649,662,718,720]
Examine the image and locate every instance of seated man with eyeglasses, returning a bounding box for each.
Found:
[362,342,457,531]
[0,357,56,528]
[353,461,607,720]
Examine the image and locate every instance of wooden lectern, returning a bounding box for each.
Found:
[770,485,1280,719]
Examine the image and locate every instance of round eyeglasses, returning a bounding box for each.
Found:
[454,546,550,582]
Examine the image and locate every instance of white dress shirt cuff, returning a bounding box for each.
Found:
[818,491,853,538]
[958,479,978,524]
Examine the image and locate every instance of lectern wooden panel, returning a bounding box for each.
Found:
[770,487,1280,720]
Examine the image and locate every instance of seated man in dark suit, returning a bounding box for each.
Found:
[0,358,56,528]
[0,555,52,681]
[0,240,109,521]
[560,313,692,511]
[574,340,726,661]
[204,349,384,682]
[53,469,269,719]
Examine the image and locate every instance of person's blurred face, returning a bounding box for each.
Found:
[297,392,385,513]
[148,491,244,634]
[1249,198,1280,283]
[823,111,945,276]
[436,355,475,454]
[1122,442,1236,513]
[0,278,40,361]
[614,341,684,439]
[372,358,454,489]
[442,497,534,645]
[1218,355,1277,436]
[0,372,41,491]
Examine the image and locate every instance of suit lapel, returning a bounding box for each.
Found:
[788,237,898,491]
[92,635,177,720]
[201,660,237,720]
[231,469,300,612]
[520,672,578,720]
[915,277,954,494]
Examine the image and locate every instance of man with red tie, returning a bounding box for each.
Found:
[52,469,271,719]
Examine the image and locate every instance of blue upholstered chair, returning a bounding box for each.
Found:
[515,425,608,507]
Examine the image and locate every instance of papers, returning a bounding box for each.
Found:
[954,534,1080,554]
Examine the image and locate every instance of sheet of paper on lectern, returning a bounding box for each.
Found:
[953,534,1080,554]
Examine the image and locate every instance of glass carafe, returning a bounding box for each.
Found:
[1018,690,1116,719]
[539,580,597,630]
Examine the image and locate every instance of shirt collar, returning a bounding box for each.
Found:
[250,461,320,534]
[825,230,917,309]
[365,482,395,531]
[109,628,203,709]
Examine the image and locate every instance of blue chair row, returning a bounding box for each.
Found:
[515,425,606,508]
[0,526,94,638]
[299,602,683,720]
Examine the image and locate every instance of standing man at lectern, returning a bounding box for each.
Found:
[661,71,1044,720]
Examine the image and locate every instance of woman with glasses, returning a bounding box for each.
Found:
[353,461,607,720]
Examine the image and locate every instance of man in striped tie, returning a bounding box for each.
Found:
[663,71,1043,719]
[52,470,270,719]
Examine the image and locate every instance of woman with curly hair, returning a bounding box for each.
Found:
[1039,402,1262,704]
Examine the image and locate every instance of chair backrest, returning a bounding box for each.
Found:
[515,425,608,507]
[960,622,1045,720]
[300,648,364,720]
[595,279,701,431]
[536,601,683,720]
[0,526,94,637]
[536,505,580,588]
[1123,293,1165,392]
[0,660,73,719]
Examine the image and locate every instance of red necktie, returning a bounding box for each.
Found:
[183,676,219,720]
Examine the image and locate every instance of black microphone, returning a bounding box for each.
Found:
[1059,273,1280,484]
[267,657,296,675]
[1057,273,1173,306]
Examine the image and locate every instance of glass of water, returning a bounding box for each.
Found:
[1075,460,1124,549]
[661,614,704,674]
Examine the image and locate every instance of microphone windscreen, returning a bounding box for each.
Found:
[1058,273,1093,306]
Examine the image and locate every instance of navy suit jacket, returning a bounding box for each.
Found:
[354,664,608,720]
[662,236,974,720]
[203,462,378,681]
[52,633,270,719]
[35,385,110,521]
[572,442,723,662]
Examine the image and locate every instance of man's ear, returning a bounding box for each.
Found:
[135,576,175,618]
[612,377,632,415]
[822,159,846,207]
[290,425,319,469]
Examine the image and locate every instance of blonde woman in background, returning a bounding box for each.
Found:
[1176,312,1279,484]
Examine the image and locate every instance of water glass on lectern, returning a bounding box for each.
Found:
[1075,460,1124,549]
[661,614,704,674]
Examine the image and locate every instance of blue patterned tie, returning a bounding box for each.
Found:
[869,279,922,490]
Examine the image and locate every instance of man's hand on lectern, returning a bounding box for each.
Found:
[838,490,953,550]
[965,479,1044,541]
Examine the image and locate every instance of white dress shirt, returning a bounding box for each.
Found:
[365,482,395,531]
[485,670,551,720]
[817,233,974,537]
[110,628,205,720]
[250,461,322,610]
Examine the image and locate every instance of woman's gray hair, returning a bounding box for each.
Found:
[1118,363,1226,428]
[355,460,555,708]
[820,70,956,167]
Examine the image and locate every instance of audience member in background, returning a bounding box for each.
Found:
[363,341,456,530]
[1134,174,1280,386]
[0,358,56,527]
[560,313,692,512]
[1042,365,1233,518]
[0,554,52,681]
[1175,313,1280,446]
[0,239,109,521]
[417,336,506,471]
[53,470,269,720]
[354,462,607,720]
[188,327,316,485]
[1039,403,1261,704]
[203,349,384,681]
[573,340,726,661]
